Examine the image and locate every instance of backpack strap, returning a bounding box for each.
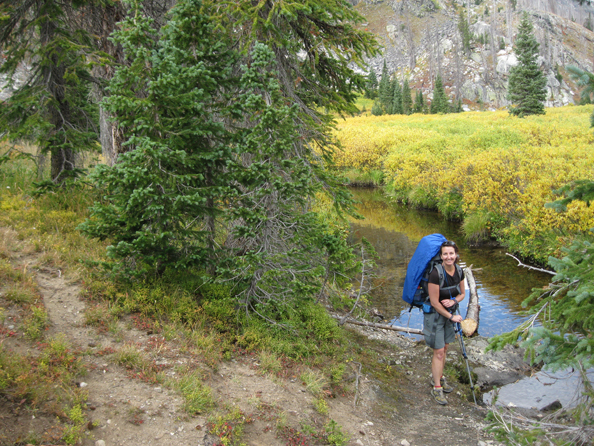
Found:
[436,263,462,296]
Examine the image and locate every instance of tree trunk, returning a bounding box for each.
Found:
[41,9,76,184]
[461,266,480,336]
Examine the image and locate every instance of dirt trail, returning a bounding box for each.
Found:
[1,240,501,446]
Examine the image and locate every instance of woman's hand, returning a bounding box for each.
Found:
[450,314,463,323]
[442,298,456,309]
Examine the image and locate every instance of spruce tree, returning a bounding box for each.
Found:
[391,78,403,114]
[365,69,378,98]
[80,0,238,274]
[378,60,391,113]
[413,90,424,113]
[0,1,98,184]
[402,79,412,114]
[371,101,383,116]
[458,9,472,54]
[507,13,547,117]
[430,74,449,114]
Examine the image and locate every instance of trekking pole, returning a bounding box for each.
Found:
[453,316,478,405]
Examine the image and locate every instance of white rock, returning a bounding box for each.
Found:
[95,441,106,446]
[79,382,88,388]
[401,440,411,446]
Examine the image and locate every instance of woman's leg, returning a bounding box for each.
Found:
[441,343,449,379]
[431,347,445,386]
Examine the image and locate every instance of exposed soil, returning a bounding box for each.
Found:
[0,227,503,446]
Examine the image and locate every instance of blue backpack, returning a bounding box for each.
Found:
[402,233,462,313]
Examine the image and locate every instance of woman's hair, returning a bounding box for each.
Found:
[440,240,459,255]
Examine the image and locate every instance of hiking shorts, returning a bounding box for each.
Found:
[423,311,455,350]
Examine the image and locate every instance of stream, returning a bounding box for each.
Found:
[347,187,552,337]
[346,188,592,410]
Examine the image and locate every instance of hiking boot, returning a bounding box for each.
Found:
[431,387,448,405]
[431,376,454,393]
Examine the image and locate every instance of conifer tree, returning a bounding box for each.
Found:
[378,60,391,113]
[365,69,378,98]
[371,101,383,116]
[80,0,238,274]
[458,9,472,54]
[402,79,412,114]
[391,78,403,114]
[507,13,547,117]
[0,0,99,184]
[430,74,449,114]
[413,90,425,113]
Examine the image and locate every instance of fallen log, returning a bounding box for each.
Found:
[334,316,423,335]
[461,265,480,337]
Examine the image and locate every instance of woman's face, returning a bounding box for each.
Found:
[440,246,457,266]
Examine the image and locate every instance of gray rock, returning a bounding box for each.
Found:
[474,366,525,390]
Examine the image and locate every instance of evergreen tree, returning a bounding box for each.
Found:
[567,65,594,115]
[80,0,238,274]
[365,69,378,98]
[371,100,383,116]
[80,0,377,322]
[430,74,449,114]
[0,0,99,184]
[413,90,424,113]
[507,13,547,117]
[402,79,412,115]
[458,9,472,54]
[391,78,403,114]
[378,60,391,113]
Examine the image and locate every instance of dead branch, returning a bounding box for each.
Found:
[334,316,423,335]
[506,253,556,275]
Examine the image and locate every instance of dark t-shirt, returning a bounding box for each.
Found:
[428,266,464,303]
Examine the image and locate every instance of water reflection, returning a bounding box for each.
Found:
[348,188,551,338]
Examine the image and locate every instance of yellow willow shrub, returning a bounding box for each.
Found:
[333,105,594,259]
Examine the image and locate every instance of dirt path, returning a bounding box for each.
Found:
[1,239,501,446]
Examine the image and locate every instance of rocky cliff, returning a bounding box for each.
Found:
[354,0,594,109]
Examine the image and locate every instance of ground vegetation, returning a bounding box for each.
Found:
[332,106,594,263]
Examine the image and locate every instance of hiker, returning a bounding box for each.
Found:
[424,240,465,405]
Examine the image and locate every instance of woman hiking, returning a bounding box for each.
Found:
[424,240,465,405]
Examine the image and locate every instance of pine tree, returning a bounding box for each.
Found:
[402,79,412,114]
[371,101,383,116]
[430,74,449,114]
[80,0,238,274]
[413,90,424,113]
[80,0,375,321]
[391,78,403,114]
[365,69,378,98]
[0,1,99,184]
[378,60,391,113]
[458,9,472,54]
[507,13,547,117]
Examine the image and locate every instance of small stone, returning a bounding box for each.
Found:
[7,325,14,329]
[95,441,106,446]
[401,440,410,446]
[79,382,88,388]
[356,441,364,446]
[88,342,97,347]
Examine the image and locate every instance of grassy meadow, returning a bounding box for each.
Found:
[333,105,594,262]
